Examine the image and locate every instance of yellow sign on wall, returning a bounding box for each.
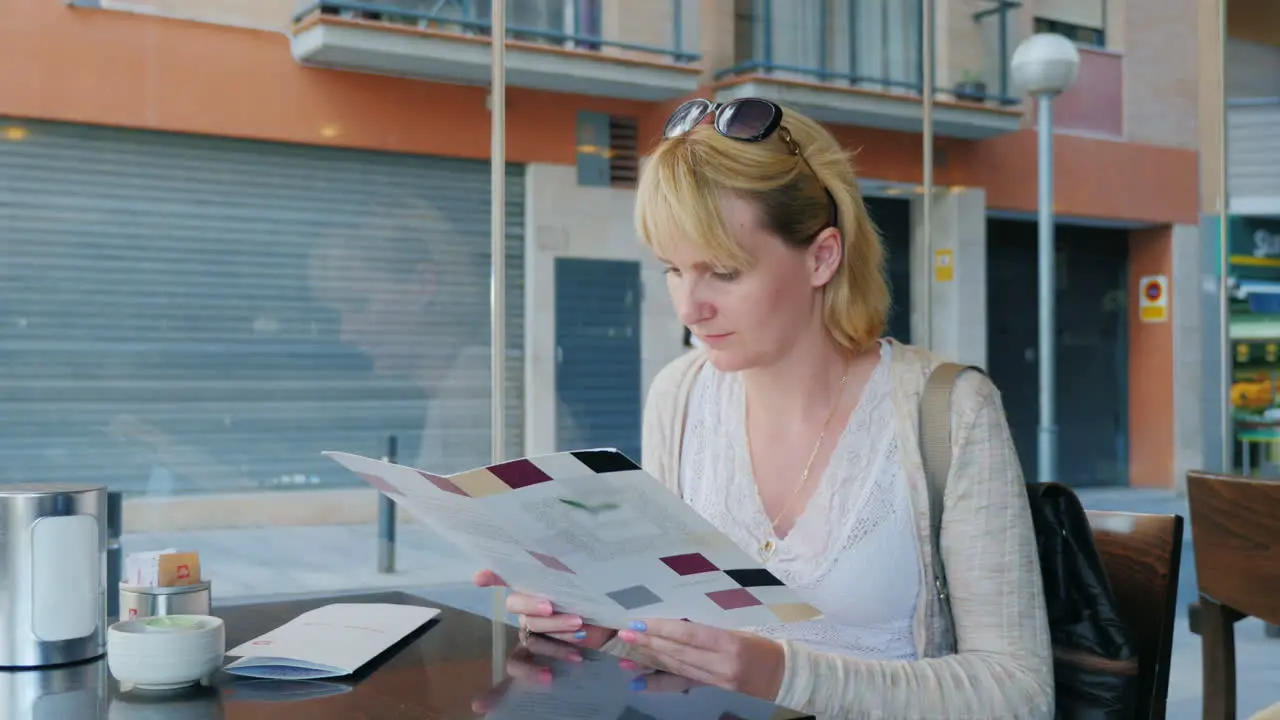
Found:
[933,249,954,283]
[1138,274,1168,323]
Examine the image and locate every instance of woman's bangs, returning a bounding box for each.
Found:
[635,149,748,271]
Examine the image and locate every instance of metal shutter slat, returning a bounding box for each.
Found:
[0,119,524,493]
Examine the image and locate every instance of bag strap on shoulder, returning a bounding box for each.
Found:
[919,362,983,601]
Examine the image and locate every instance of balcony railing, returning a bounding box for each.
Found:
[718,0,1017,106]
[970,0,1018,105]
[293,0,698,64]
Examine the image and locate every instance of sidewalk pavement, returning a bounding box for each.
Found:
[121,486,1279,718]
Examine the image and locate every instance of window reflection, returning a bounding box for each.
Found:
[308,202,495,475]
[0,121,521,497]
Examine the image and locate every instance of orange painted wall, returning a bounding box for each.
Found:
[1128,228,1175,489]
[826,125,1199,226]
[0,1,673,164]
[0,0,1199,226]
[949,131,1199,226]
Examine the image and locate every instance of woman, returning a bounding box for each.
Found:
[475,98,1053,718]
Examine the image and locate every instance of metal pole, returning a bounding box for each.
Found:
[376,435,398,574]
[489,0,508,683]
[1216,0,1231,472]
[920,0,934,349]
[1036,93,1057,485]
[490,0,507,468]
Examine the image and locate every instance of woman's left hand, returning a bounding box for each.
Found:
[615,619,785,700]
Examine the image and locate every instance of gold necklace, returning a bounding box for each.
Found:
[755,370,849,563]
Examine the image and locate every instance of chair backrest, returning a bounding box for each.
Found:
[1086,509,1185,720]
[1186,472,1280,626]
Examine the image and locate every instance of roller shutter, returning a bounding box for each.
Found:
[0,118,524,494]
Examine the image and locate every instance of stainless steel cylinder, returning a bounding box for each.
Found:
[0,484,108,669]
[118,582,212,621]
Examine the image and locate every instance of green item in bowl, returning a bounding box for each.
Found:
[144,616,204,631]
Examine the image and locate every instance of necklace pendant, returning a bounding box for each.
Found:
[759,539,776,563]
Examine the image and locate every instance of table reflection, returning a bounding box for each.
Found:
[1,657,108,720]
[475,634,805,720]
[0,589,813,720]
[110,684,224,719]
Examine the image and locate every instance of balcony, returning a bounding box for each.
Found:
[290,0,700,101]
[1228,98,1280,216]
[1045,46,1123,137]
[714,0,1022,139]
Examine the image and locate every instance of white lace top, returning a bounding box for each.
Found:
[679,341,921,660]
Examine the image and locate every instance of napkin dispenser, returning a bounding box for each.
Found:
[0,483,108,668]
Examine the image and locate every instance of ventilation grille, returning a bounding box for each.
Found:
[608,116,639,188]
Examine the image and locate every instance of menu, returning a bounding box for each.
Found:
[223,603,440,680]
[323,449,822,631]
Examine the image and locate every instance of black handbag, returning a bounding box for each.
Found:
[920,363,1140,719]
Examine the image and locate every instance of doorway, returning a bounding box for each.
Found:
[866,197,912,343]
[554,258,643,463]
[986,220,1129,486]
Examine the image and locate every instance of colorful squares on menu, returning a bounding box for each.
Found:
[449,468,511,498]
[767,602,823,623]
[607,584,663,610]
[416,471,468,497]
[724,568,784,588]
[660,552,719,576]
[706,588,762,611]
[526,549,575,574]
[356,472,402,497]
[570,449,640,474]
[489,458,554,489]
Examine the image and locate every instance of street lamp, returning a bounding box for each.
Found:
[1010,33,1080,485]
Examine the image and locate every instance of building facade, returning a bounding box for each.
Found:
[0,0,1203,532]
[1196,0,1280,478]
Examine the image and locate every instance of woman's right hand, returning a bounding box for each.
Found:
[472,569,617,649]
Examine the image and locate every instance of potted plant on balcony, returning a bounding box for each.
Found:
[954,70,987,103]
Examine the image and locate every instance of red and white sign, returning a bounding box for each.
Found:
[1138,275,1168,323]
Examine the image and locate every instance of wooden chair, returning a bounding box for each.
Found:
[1086,509,1185,720]
[1186,471,1280,720]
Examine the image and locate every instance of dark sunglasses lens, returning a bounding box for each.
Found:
[664,100,713,138]
[716,99,777,140]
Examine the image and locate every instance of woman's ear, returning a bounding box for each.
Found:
[809,227,844,288]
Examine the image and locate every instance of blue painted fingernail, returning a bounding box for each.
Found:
[628,620,647,632]
[630,677,647,691]
[573,629,587,640]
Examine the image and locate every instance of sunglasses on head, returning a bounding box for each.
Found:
[664,97,838,229]
[663,97,801,152]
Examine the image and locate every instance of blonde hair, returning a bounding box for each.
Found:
[635,103,889,354]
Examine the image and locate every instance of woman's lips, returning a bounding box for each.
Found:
[699,332,733,346]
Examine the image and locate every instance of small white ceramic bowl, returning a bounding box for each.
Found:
[107,615,225,692]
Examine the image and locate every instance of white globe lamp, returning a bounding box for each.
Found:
[1011,33,1082,97]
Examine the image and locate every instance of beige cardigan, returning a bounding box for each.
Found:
[608,340,1054,719]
